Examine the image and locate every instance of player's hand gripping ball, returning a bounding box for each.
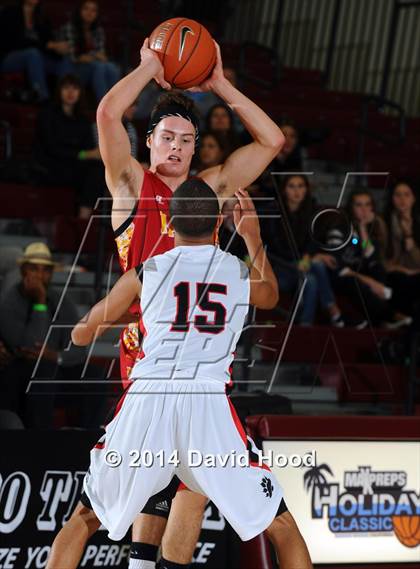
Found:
[149,18,217,89]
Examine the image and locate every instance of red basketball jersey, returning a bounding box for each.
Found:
[114,170,175,383]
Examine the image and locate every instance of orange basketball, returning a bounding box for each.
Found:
[392,515,420,547]
[149,18,216,89]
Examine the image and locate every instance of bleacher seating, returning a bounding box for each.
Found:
[0,2,418,419]
[53,215,115,254]
[0,182,75,217]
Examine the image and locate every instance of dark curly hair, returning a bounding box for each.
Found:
[54,74,87,116]
[151,90,198,117]
[199,131,229,162]
[72,0,100,57]
[346,188,386,248]
[205,104,234,132]
[384,179,420,258]
[279,174,315,253]
[169,178,219,238]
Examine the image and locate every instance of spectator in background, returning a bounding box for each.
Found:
[191,131,227,174]
[328,190,410,328]
[0,243,85,428]
[33,74,105,218]
[344,189,388,275]
[188,66,244,131]
[59,0,119,102]
[140,69,243,133]
[384,180,420,317]
[0,0,72,101]
[264,174,343,326]
[275,118,303,171]
[259,118,303,198]
[205,103,241,154]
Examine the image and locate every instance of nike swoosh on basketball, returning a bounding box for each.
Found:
[178,26,194,61]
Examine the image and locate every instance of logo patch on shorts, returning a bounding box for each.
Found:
[155,500,169,512]
[261,476,274,498]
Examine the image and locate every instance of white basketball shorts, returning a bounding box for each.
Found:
[83,379,283,541]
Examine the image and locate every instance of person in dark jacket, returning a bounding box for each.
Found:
[263,174,343,325]
[271,118,303,172]
[327,189,411,328]
[191,131,229,174]
[383,180,420,318]
[0,0,72,100]
[59,0,119,102]
[33,74,105,217]
[259,118,303,198]
[205,103,242,155]
[0,243,86,428]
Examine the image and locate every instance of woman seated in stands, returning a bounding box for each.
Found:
[0,0,72,101]
[33,74,104,218]
[188,66,244,131]
[271,117,303,172]
[205,103,242,155]
[383,180,420,319]
[328,189,410,329]
[258,117,303,198]
[191,131,228,174]
[59,0,119,103]
[264,174,343,326]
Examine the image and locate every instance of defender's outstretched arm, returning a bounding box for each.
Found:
[72,269,141,346]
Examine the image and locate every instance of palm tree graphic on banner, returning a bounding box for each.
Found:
[304,463,334,519]
[304,463,334,494]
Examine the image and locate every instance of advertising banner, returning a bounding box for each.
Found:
[263,440,420,564]
[0,430,237,568]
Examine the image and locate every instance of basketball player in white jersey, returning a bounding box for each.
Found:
[47,38,288,569]
[72,181,313,569]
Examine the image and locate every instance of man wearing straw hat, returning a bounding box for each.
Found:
[0,242,86,428]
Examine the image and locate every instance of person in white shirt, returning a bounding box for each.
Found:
[70,180,312,569]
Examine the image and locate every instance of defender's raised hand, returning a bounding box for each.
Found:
[233,188,261,241]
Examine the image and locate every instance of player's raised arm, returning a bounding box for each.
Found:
[72,269,142,346]
[198,44,285,196]
[233,189,279,309]
[96,38,171,193]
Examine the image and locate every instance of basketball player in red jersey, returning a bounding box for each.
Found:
[103,41,285,568]
[48,40,310,569]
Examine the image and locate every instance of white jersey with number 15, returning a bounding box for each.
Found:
[130,244,250,384]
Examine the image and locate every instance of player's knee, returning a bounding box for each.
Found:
[132,513,167,544]
[178,488,208,506]
[174,488,208,518]
[265,511,300,545]
[71,503,101,535]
